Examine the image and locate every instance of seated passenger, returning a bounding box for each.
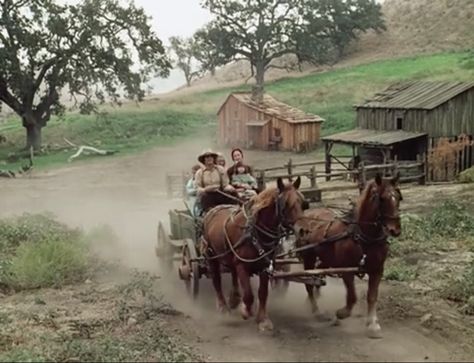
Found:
[226,147,253,180]
[185,164,202,216]
[194,149,236,213]
[216,152,226,168]
[231,161,258,200]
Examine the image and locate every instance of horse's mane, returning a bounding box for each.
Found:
[354,180,376,218]
[250,186,278,216]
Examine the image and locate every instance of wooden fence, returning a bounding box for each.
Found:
[427,135,474,182]
[165,155,427,200]
[254,155,426,194]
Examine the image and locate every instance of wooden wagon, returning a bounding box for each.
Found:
[155,202,363,299]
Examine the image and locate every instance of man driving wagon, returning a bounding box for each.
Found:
[193,149,239,215]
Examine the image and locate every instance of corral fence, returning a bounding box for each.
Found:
[164,146,472,200]
[427,134,474,182]
[253,155,426,197]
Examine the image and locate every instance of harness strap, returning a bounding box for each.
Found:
[277,231,351,258]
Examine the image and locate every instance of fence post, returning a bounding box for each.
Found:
[393,154,398,177]
[418,153,426,185]
[257,170,266,191]
[309,166,316,189]
[424,151,429,183]
[166,174,172,198]
[358,162,366,193]
[287,158,293,181]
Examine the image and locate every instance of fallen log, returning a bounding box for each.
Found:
[64,138,117,162]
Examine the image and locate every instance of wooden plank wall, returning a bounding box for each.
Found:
[356,89,474,138]
[218,95,322,151]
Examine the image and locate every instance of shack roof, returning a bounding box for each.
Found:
[322,129,427,147]
[218,92,324,124]
[355,81,474,110]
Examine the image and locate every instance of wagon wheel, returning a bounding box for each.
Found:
[180,238,200,299]
[156,221,173,273]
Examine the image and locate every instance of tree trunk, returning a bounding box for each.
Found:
[210,67,216,77]
[251,62,265,103]
[25,124,42,151]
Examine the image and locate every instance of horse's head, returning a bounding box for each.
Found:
[363,172,403,237]
[276,176,306,229]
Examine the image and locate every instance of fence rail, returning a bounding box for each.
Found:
[165,155,428,200]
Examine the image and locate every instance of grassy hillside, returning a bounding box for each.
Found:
[0,51,472,170]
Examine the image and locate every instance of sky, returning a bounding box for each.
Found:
[136,0,213,93]
[60,0,386,94]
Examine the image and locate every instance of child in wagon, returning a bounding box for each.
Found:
[231,161,258,200]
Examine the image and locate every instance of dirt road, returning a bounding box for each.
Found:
[0,136,471,362]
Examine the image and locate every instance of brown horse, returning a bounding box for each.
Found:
[200,177,305,331]
[293,173,402,338]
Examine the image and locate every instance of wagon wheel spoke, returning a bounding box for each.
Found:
[156,221,174,273]
[179,239,200,299]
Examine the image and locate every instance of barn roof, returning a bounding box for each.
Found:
[322,128,427,147]
[356,81,474,110]
[218,92,324,124]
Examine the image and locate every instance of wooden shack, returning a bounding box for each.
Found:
[322,80,474,179]
[355,81,474,140]
[217,92,324,152]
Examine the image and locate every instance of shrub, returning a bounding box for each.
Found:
[0,212,81,253]
[5,238,89,290]
[0,213,91,291]
[458,166,474,183]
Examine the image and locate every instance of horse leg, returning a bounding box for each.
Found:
[303,254,319,314]
[209,260,229,313]
[336,272,357,320]
[236,263,254,320]
[366,271,383,339]
[256,272,273,331]
[228,267,241,310]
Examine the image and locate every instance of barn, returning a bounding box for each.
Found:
[322,81,474,173]
[217,92,324,152]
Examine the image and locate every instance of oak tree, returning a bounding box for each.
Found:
[0,0,171,150]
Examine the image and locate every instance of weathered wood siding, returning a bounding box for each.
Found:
[356,88,474,138]
[218,95,322,151]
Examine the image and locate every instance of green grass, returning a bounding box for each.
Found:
[389,200,474,257]
[1,51,472,170]
[0,213,95,291]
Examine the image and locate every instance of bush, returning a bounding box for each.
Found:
[5,238,89,290]
[458,166,474,183]
[0,212,81,253]
[0,213,91,291]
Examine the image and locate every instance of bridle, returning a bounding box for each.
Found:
[359,185,402,243]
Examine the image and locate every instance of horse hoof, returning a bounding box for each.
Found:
[367,323,382,339]
[217,304,230,314]
[240,303,252,320]
[258,318,274,332]
[229,292,241,310]
[336,308,351,320]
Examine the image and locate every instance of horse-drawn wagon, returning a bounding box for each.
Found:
[156,172,404,337]
[155,201,295,299]
[155,183,338,300]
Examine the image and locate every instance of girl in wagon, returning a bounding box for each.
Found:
[231,161,258,200]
